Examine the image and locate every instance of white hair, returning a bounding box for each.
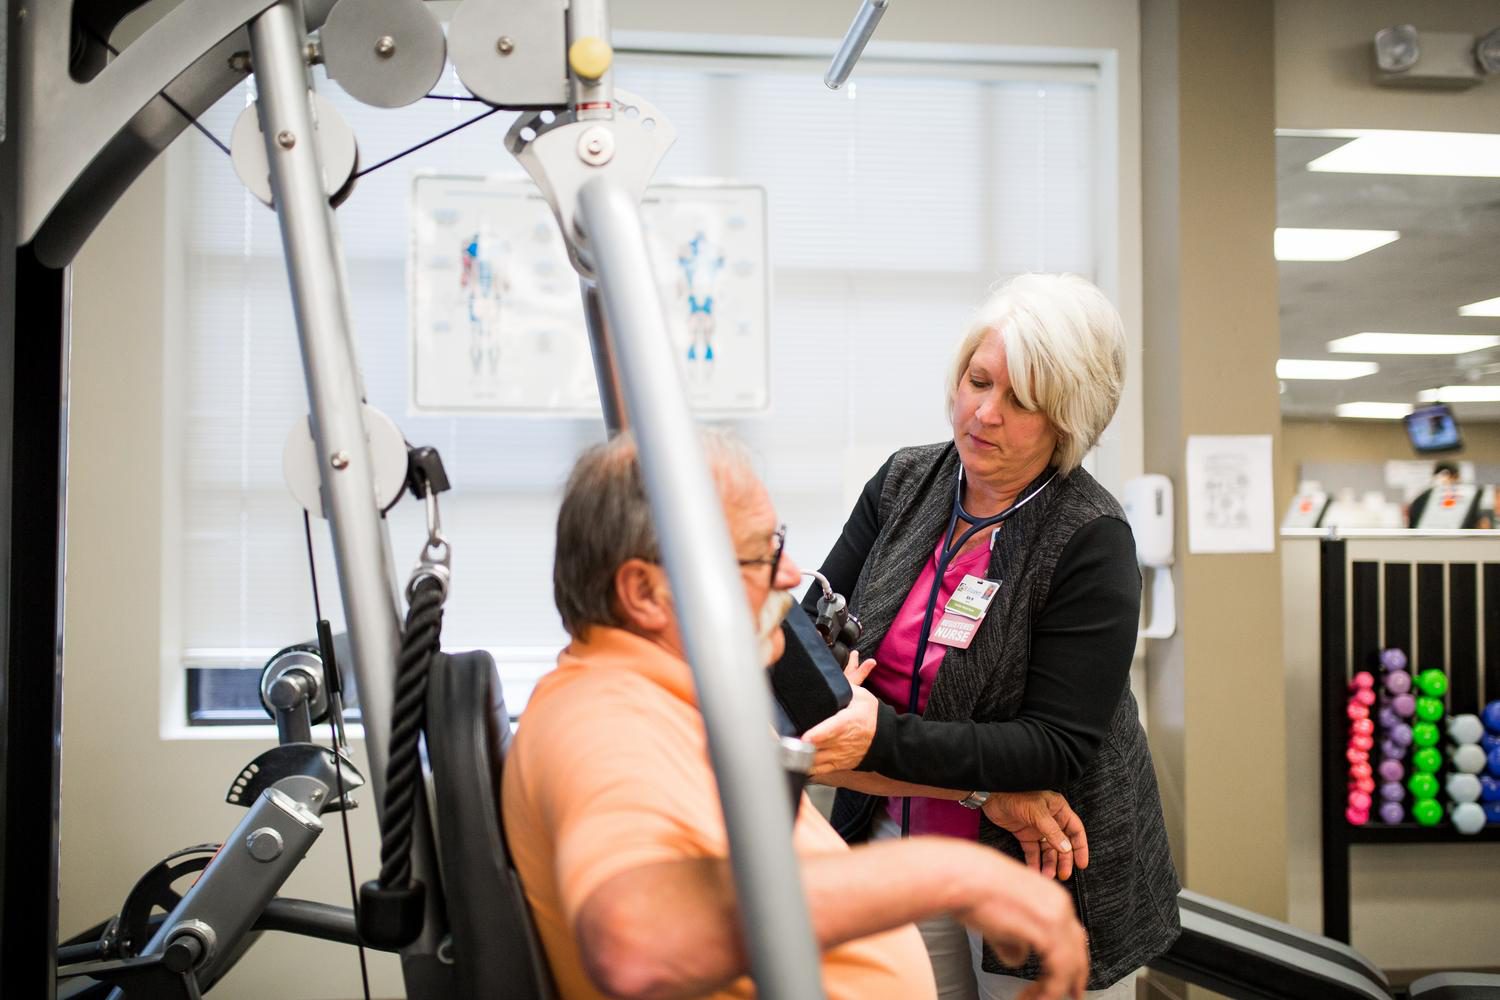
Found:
[945,273,1126,474]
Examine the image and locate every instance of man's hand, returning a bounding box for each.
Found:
[959,855,1089,1000]
[802,653,878,775]
[982,790,1089,881]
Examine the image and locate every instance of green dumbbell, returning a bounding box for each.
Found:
[1412,747,1444,774]
[1416,696,1445,723]
[1408,772,1439,799]
[1412,798,1444,826]
[1412,722,1440,748]
[1415,669,1449,698]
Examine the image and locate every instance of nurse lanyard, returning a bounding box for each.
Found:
[897,465,1056,836]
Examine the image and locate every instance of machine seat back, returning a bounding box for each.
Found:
[425,649,555,1000]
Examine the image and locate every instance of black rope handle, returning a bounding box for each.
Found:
[358,573,444,949]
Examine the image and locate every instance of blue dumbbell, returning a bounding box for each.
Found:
[1482,700,1500,734]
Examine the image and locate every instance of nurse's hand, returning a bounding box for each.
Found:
[803,653,879,775]
[982,790,1089,882]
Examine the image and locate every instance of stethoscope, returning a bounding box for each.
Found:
[895,463,1056,834]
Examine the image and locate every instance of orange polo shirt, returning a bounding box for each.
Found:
[502,626,936,1000]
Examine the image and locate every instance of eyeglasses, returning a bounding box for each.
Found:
[737,524,786,587]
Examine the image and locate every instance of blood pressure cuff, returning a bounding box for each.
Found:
[769,608,852,735]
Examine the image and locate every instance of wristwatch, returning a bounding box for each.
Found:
[958,790,990,810]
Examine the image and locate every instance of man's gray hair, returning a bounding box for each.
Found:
[553,428,754,639]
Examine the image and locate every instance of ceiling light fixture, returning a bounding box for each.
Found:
[1418,385,1500,403]
[1307,131,1500,177]
[1458,295,1500,317]
[1335,402,1415,420]
[1274,228,1400,262]
[1276,359,1380,380]
[1327,332,1500,355]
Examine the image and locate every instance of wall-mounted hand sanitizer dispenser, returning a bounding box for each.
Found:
[1122,474,1175,639]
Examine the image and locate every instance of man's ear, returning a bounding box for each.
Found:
[613,558,673,634]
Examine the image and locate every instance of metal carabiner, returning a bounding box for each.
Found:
[406,489,452,604]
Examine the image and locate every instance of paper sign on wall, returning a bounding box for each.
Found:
[1186,435,1275,554]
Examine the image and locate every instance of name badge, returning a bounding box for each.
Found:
[930,575,1000,650]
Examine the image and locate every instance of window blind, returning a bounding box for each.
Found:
[171,49,1100,714]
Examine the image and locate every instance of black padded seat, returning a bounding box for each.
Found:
[1409,973,1500,1000]
[426,650,555,1000]
[1151,889,1390,1000]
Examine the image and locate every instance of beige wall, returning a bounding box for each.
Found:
[59,3,1144,998]
[1277,0,1500,133]
[1142,0,1288,934]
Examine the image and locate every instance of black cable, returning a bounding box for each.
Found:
[302,511,324,621]
[303,512,373,1000]
[83,26,233,157]
[422,93,487,102]
[354,106,503,179]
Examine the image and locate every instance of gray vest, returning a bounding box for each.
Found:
[835,443,1180,988]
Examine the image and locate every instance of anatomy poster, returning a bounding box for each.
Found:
[410,176,769,414]
[1186,435,1274,554]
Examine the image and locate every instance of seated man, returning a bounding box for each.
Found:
[502,431,1089,1000]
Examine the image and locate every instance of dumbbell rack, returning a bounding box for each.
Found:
[1318,537,1500,943]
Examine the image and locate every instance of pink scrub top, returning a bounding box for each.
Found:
[866,535,995,839]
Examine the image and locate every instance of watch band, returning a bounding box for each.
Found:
[959,790,990,810]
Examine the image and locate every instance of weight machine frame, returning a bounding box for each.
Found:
[0,0,884,995]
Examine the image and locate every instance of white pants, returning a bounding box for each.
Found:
[873,815,1140,1000]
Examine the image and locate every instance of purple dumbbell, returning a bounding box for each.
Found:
[1378,759,1405,783]
[1381,648,1408,671]
[1378,705,1401,730]
[1390,723,1413,747]
[1380,781,1405,802]
[1379,801,1405,824]
[1386,670,1412,695]
[1381,739,1408,761]
[1393,694,1417,719]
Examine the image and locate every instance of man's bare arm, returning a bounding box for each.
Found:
[574,836,1087,1000]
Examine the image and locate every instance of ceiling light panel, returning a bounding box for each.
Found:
[1335,402,1414,419]
[1307,131,1500,177]
[1276,359,1380,380]
[1459,296,1500,317]
[1274,228,1400,262]
[1327,332,1500,355]
[1418,385,1500,402]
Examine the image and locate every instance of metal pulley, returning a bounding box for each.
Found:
[321,0,448,108]
[448,0,569,108]
[231,90,359,207]
[282,406,410,518]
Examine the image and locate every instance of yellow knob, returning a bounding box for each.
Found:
[568,36,613,81]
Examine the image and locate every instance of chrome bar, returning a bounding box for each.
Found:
[565,0,614,116]
[246,1,448,985]
[580,279,628,435]
[575,176,825,1000]
[824,0,890,90]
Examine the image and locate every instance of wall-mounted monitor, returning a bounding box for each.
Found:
[1403,403,1463,454]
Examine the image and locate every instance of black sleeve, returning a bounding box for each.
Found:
[1407,490,1429,528]
[855,516,1142,791]
[799,456,893,613]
